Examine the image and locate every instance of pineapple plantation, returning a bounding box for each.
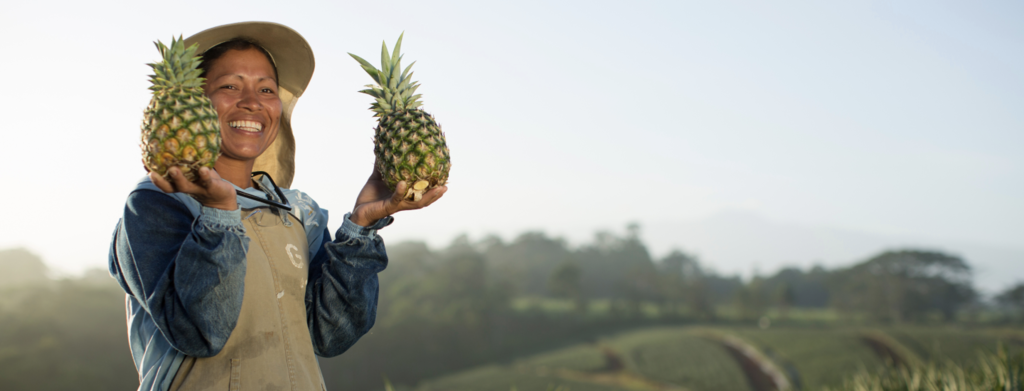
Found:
[400,326,1024,391]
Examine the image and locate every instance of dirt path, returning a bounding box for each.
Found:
[717,342,780,391]
[597,346,626,372]
[528,336,795,391]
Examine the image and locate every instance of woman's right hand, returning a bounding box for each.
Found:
[150,166,238,211]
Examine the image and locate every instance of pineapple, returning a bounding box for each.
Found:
[141,36,220,182]
[350,34,450,201]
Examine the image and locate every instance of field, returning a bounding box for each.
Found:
[883,327,1023,366]
[405,326,1024,391]
[611,329,751,391]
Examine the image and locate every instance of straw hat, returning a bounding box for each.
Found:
[184,21,315,188]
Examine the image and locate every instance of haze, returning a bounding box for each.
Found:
[0,0,1020,292]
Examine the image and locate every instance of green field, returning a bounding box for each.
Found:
[616,331,751,391]
[407,326,1023,391]
[884,327,1023,366]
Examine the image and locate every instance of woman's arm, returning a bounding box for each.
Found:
[303,215,391,357]
[109,189,249,357]
[302,165,444,356]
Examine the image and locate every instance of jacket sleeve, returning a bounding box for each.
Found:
[108,189,249,357]
[304,214,392,357]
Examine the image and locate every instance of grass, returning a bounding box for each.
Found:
[884,327,1023,367]
[826,347,1024,391]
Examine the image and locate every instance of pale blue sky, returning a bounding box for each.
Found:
[1,1,1020,289]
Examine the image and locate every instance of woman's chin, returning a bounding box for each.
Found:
[218,147,267,164]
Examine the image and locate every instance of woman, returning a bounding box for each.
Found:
[108,22,445,391]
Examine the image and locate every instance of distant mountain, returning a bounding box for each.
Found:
[643,211,1023,295]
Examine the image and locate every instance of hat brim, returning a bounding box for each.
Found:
[184,21,314,98]
[184,21,314,188]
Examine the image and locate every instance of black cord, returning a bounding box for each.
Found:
[238,171,292,211]
[236,191,292,211]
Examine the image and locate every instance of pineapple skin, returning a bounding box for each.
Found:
[350,33,450,200]
[374,108,450,194]
[141,37,221,182]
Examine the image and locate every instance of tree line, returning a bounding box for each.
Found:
[377,226,1015,324]
[1,228,1023,390]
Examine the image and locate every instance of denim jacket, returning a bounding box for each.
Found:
[108,175,392,391]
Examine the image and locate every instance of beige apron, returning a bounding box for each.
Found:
[169,207,326,391]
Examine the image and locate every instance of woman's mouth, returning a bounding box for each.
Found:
[228,120,263,133]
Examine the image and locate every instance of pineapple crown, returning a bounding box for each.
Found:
[148,36,204,91]
[348,33,423,116]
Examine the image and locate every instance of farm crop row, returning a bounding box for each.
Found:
[408,326,1021,391]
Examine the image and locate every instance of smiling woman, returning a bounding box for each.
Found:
[107,22,447,391]
[203,46,283,184]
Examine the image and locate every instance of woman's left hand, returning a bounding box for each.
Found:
[350,165,447,227]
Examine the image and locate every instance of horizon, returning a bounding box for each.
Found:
[9,208,1019,297]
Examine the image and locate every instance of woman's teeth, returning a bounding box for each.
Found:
[228,120,263,133]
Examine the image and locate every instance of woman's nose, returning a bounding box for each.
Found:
[237,88,263,111]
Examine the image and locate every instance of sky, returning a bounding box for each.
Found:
[1,1,1021,291]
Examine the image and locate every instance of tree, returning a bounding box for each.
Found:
[760,266,830,308]
[576,226,659,314]
[995,282,1024,321]
[482,232,572,297]
[0,248,48,287]
[775,282,795,320]
[734,277,767,321]
[830,250,976,322]
[548,261,585,313]
[658,250,714,319]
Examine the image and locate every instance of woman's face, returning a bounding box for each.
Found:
[203,48,282,164]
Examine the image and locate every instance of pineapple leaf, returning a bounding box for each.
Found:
[354,33,430,114]
[358,88,381,98]
[380,41,391,76]
[387,68,399,90]
[360,66,382,84]
[392,32,404,70]
[349,53,382,85]
[348,53,376,70]
[400,61,416,81]
[392,54,403,75]
[396,72,413,91]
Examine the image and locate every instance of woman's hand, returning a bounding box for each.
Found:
[350,165,446,227]
[150,166,239,211]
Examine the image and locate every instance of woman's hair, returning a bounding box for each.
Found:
[198,37,279,84]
